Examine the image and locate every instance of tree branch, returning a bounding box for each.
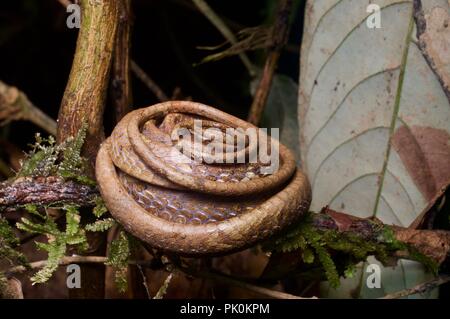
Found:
[380,275,450,299]
[5,255,311,299]
[1,179,450,269]
[0,80,57,136]
[313,207,450,266]
[56,0,120,299]
[0,177,98,210]
[57,0,119,171]
[55,0,170,105]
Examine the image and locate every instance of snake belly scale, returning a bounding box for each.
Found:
[95,101,311,255]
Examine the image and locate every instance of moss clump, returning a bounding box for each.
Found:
[9,125,119,285]
[17,121,94,186]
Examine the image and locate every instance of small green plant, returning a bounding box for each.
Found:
[106,230,131,293]
[17,122,95,186]
[4,125,117,285]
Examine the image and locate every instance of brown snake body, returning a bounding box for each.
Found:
[95,101,311,255]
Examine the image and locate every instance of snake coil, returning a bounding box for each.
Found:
[95,101,311,255]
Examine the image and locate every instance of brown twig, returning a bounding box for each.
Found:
[136,264,152,299]
[178,266,312,299]
[315,207,450,266]
[153,272,174,299]
[111,0,133,122]
[380,275,450,299]
[168,0,247,33]
[6,256,109,276]
[57,0,73,7]
[0,81,57,136]
[5,255,310,299]
[130,61,169,102]
[192,0,255,76]
[0,176,98,210]
[247,0,293,125]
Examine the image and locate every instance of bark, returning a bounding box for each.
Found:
[56,0,120,299]
[314,207,450,266]
[0,177,97,210]
[57,0,119,172]
[2,178,449,270]
[110,0,133,122]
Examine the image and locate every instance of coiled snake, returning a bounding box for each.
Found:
[95,101,311,255]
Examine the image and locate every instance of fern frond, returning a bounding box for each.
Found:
[86,218,116,232]
[106,230,130,292]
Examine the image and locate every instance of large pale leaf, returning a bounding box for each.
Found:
[260,74,301,165]
[298,0,450,298]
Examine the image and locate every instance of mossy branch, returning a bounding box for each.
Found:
[55,0,120,299]
[264,207,450,288]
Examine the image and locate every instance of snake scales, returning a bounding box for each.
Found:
[95,101,311,255]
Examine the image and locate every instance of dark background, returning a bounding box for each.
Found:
[0,0,304,148]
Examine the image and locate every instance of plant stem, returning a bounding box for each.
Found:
[192,0,256,77]
[23,101,57,136]
[111,0,133,122]
[380,275,450,299]
[0,80,57,136]
[130,60,169,102]
[6,255,310,299]
[57,0,119,170]
[56,0,120,299]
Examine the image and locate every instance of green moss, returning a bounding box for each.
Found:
[264,215,342,287]
[92,196,108,218]
[85,218,116,232]
[106,230,130,292]
[0,217,29,268]
[17,134,58,178]
[344,263,357,279]
[265,213,440,288]
[16,204,88,284]
[17,121,94,186]
[31,238,67,284]
[6,125,116,285]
